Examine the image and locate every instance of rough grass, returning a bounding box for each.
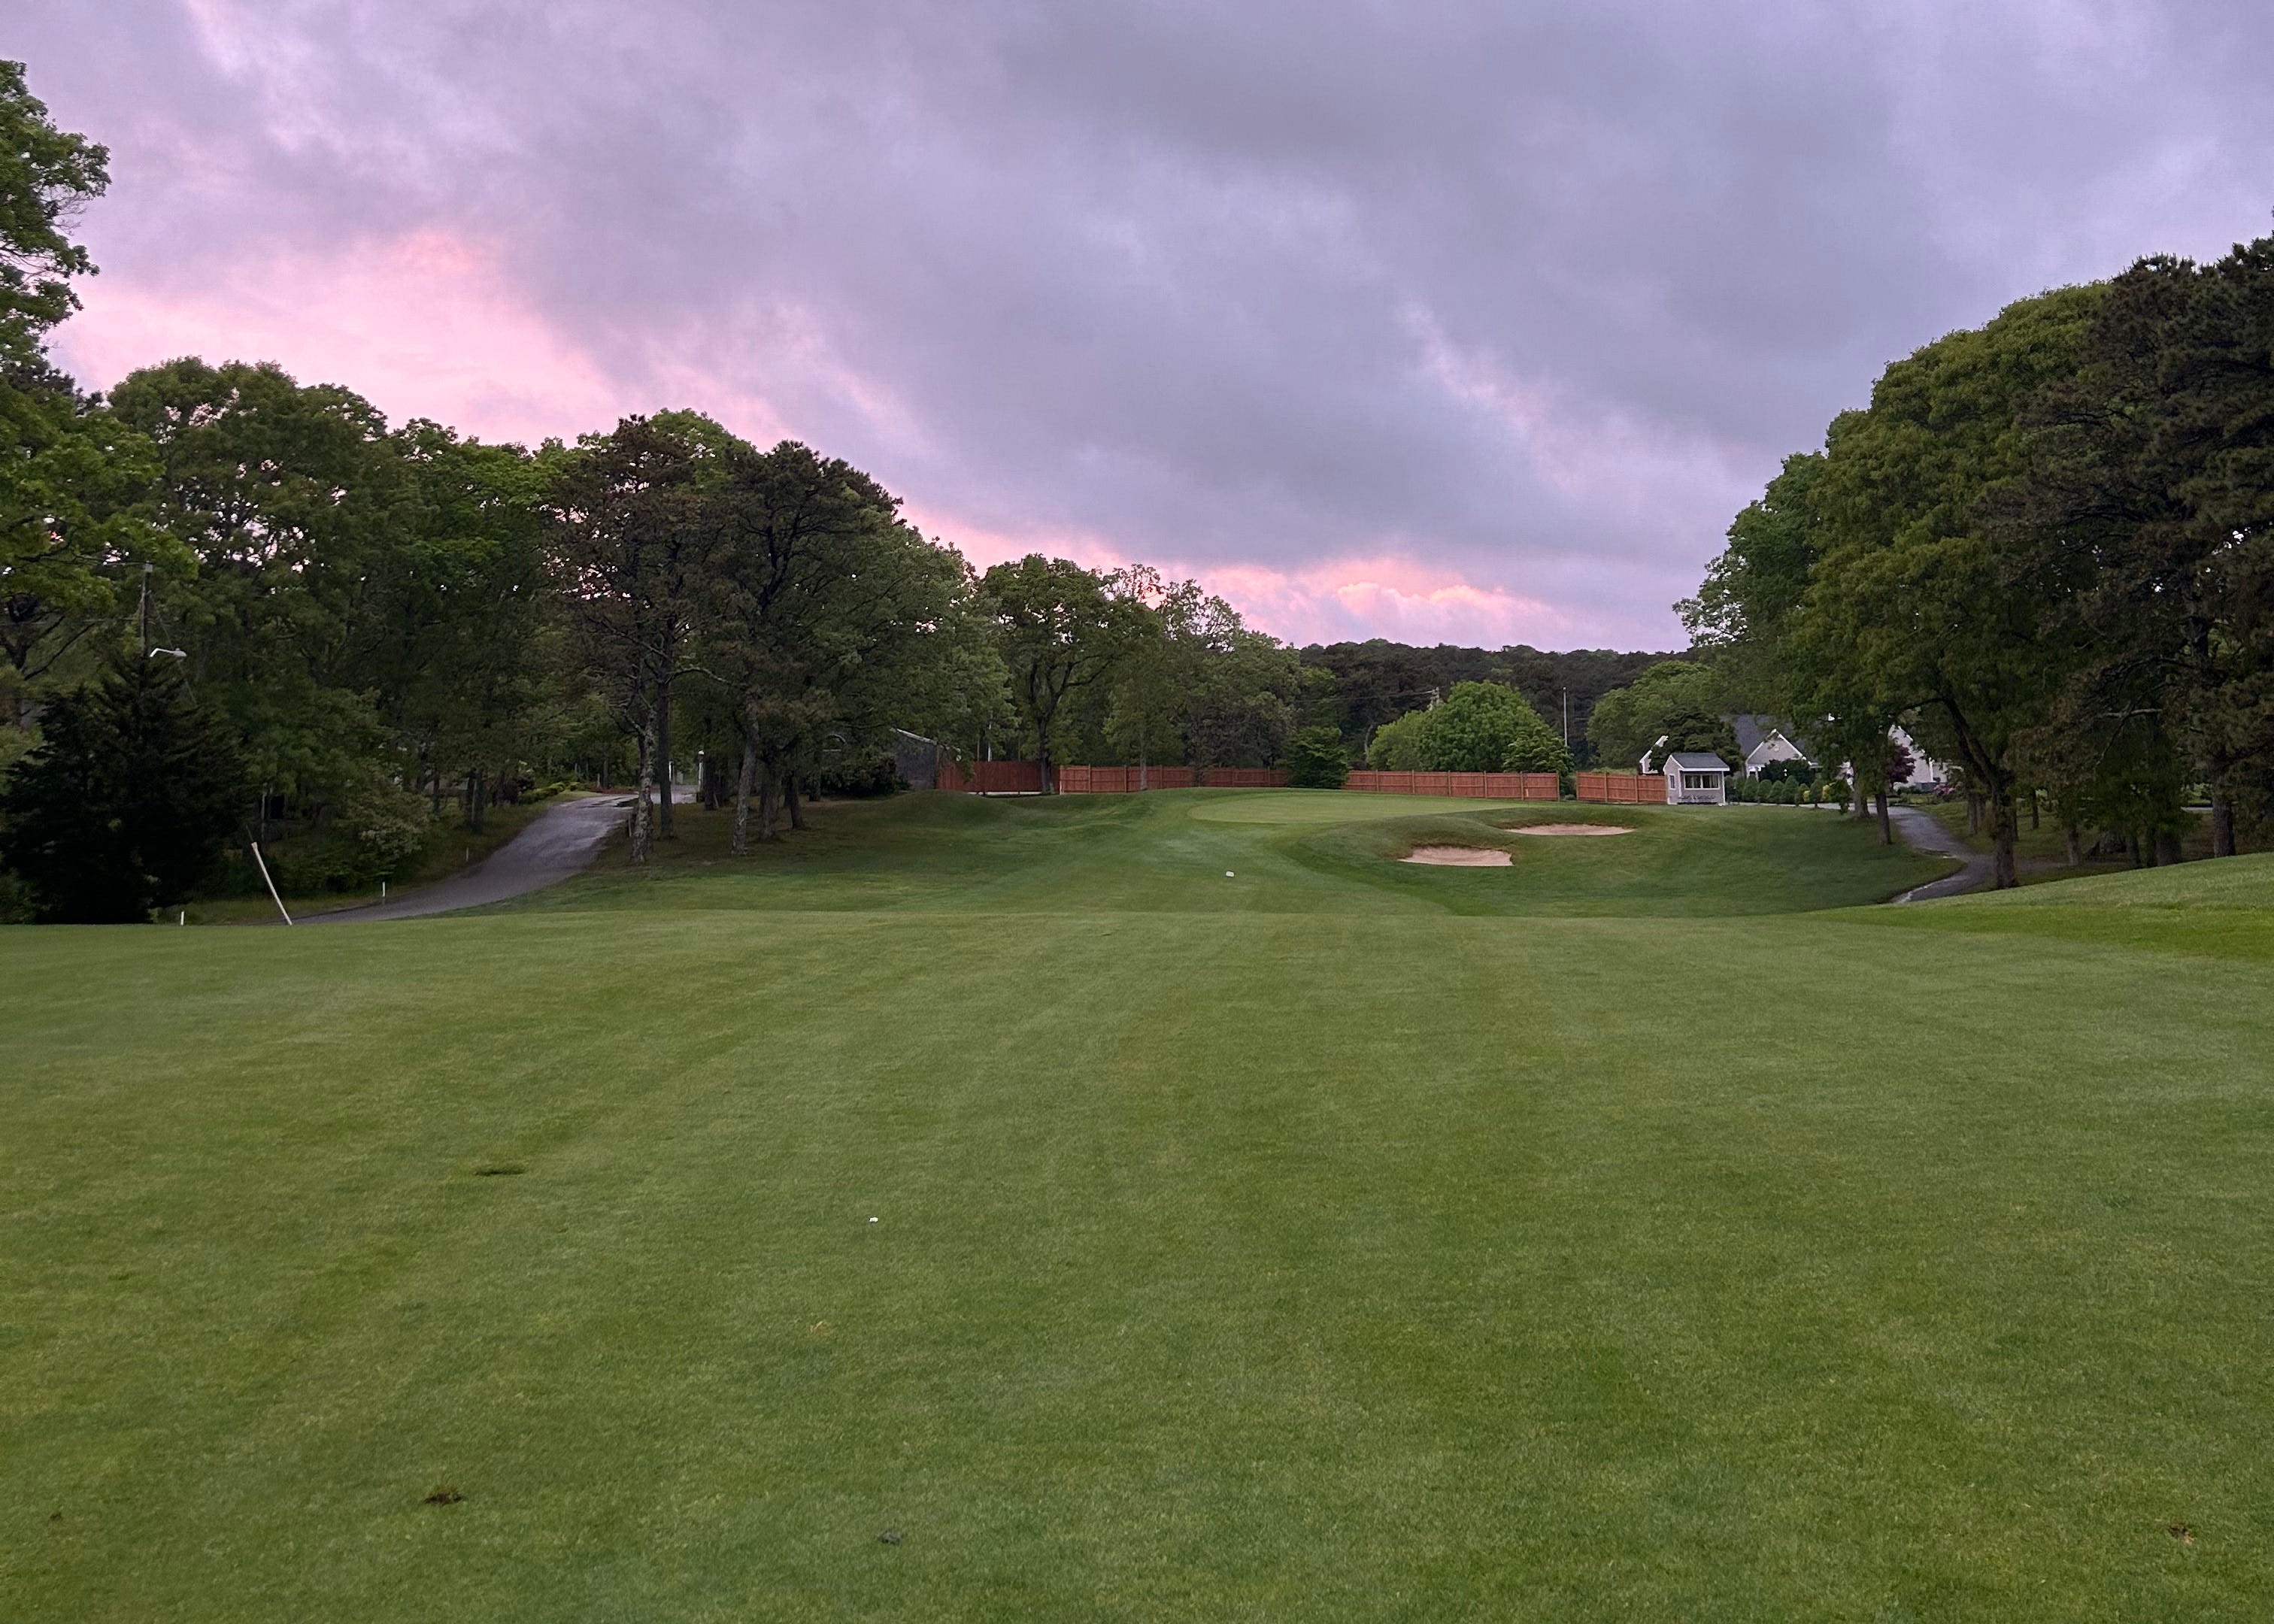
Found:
[4,792,2271,1620]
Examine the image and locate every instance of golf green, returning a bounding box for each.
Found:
[5,792,2269,1620]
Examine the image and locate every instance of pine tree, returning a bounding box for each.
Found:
[1,656,247,921]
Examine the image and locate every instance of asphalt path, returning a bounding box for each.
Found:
[1887,804,1994,902]
[309,793,638,923]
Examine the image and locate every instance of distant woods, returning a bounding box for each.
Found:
[1684,240,2274,885]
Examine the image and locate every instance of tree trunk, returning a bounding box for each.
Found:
[2127,831,2142,868]
[757,761,779,842]
[2063,824,2081,867]
[2210,795,2236,859]
[731,738,755,856]
[1875,786,1891,846]
[629,732,654,864]
[2155,828,2184,867]
[785,772,805,831]
[1966,792,1982,837]
[465,768,487,834]
[1990,787,2019,889]
[653,689,675,839]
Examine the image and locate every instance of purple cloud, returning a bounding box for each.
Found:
[17,0,2274,644]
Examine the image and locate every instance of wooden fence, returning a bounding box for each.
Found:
[935,758,1044,794]
[935,762,1566,799]
[1057,765,1199,792]
[1574,771,1666,804]
[1345,770,1561,799]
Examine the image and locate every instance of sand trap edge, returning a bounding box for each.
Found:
[1400,845,1514,866]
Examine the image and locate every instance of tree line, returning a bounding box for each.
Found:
[0,58,1667,920]
[1681,235,2274,886]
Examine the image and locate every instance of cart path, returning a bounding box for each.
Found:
[1888,804,1994,902]
[310,794,638,923]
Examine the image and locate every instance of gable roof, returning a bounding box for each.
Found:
[1664,752,1730,772]
[1731,714,1816,762]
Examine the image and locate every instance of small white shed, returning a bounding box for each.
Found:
[1663,752,1730,805]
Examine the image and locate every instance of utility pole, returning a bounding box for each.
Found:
[139,563,153,653]
[1561,687,1569,747]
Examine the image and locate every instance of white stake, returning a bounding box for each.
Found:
[250,842,293,925]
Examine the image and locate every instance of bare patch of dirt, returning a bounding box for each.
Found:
[474,1164,526,1177]
[424,1487,464,1506]
[1507,823,1635,837]
[1401,846,1512,867]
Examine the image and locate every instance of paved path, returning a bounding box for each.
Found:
[310,794,635,923]
[1887,804,1994,902]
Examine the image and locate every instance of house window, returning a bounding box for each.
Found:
[1683,772,1713,790]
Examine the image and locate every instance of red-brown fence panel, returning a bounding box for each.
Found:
[937,759,1044,793]
[1576,771,1664,804]
[1204,768,1287,788]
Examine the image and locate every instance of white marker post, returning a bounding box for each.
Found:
[250,841,293,925]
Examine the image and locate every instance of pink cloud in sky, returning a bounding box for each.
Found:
[903,503,1570,647]
[50,229,1630,650]
[52,229,644,445]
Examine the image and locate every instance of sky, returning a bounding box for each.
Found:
[16,1,2274,649]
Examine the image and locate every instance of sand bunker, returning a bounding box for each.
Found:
[1508,823,1635,837]
[1401,845,1513,866]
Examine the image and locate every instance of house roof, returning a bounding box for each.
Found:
[1732,714,1816,762]
[1665,752,1730,772]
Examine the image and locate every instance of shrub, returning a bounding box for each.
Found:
[1283,726,1350,789]
[819,750,901,798]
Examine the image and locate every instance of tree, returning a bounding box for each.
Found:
[0,653,246,921]
[107,359,417,824]
[0,59,109,369]
[1360,682,1570,774]
[978,555,1138,792]
[1282,724,1349,788]
[384,423,558,833]
[1793,286,2103,886]
[1366,707,1433,769]
[546,415,723,859]
[2012,240,2274,856]
[2,362,170,744]
[703,438,966,847]
[1586,661,1736,770]
[1424,681,1567,772]
[0,66,162,753]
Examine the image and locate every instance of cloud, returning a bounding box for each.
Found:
[20,0,2274,647]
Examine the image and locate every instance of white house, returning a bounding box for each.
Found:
[1733,715,1812,777]
[1887,725,1954,789]
[1663,752,1730,805]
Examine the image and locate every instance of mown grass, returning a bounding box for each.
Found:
[4,792,2272,1620]
[510,789,1943,917]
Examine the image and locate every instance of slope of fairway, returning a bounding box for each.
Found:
[501,789,1948,917]
[5,797,2270,1621]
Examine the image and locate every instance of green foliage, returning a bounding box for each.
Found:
[1361,683,1569,774]
[1586,662,1736,769]
[1281,724,1349,788]
[1366,707,1433,769]
[978,555,1142,787]
[0,59,109,366]
[0,655,247,920]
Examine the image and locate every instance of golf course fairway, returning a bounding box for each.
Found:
[5,790,2270,1620]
